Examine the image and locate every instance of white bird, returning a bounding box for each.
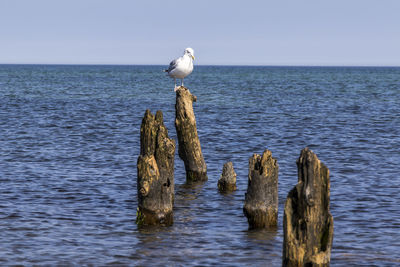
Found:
[164,48,195,91]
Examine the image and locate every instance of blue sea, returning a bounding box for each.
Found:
[0,64,399,266]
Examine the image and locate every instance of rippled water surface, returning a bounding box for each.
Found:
[0,65,399,266]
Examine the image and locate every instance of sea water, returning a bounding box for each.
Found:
[0,65,399,265]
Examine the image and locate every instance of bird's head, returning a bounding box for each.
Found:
[184,48,195,60]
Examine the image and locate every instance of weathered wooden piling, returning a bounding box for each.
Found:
[243,149,279,229]
[218,162,237,192]
[175,86,207,183]
[283,148,333,267]
[136,109,175,226]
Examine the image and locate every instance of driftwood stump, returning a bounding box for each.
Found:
[175,86,207,183]
[243,149,279,229]
[218,162,237,192]
[283,148,334,267]
[136,109,175,226]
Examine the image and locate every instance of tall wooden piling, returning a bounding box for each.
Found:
[175,86,207,183]
[243,149,279,229]
[283,148,334,266]
[136,109,175,226]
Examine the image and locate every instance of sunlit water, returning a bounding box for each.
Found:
[0,65,399,266]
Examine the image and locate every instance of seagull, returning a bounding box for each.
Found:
[164,48,195,91]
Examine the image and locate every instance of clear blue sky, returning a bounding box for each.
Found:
[1,0,399,66]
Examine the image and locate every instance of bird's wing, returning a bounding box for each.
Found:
[166,57,182,73]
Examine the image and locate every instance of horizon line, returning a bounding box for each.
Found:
[1,63,399,68]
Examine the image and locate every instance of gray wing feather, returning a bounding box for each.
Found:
[166,59,178,73]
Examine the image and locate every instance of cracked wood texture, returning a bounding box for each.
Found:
[218,161,237,192]
[137,109,175,226]
[243,149,279,229]
[283,148,334,267]
[175,86,207,183]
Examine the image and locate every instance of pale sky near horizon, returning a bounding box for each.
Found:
[1,0,399,66]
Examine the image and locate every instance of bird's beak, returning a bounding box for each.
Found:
[192,55,195,60]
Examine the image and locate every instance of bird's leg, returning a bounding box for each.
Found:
[181,78,184,87]
[174,78,178,91]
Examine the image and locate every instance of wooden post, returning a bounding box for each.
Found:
[243,149,279,229]
[218,161,237,192]
[136,110,175,226]
[175,86,207,183]
[283,148,334,266]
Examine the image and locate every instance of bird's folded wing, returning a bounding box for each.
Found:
[167,57,182,72]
